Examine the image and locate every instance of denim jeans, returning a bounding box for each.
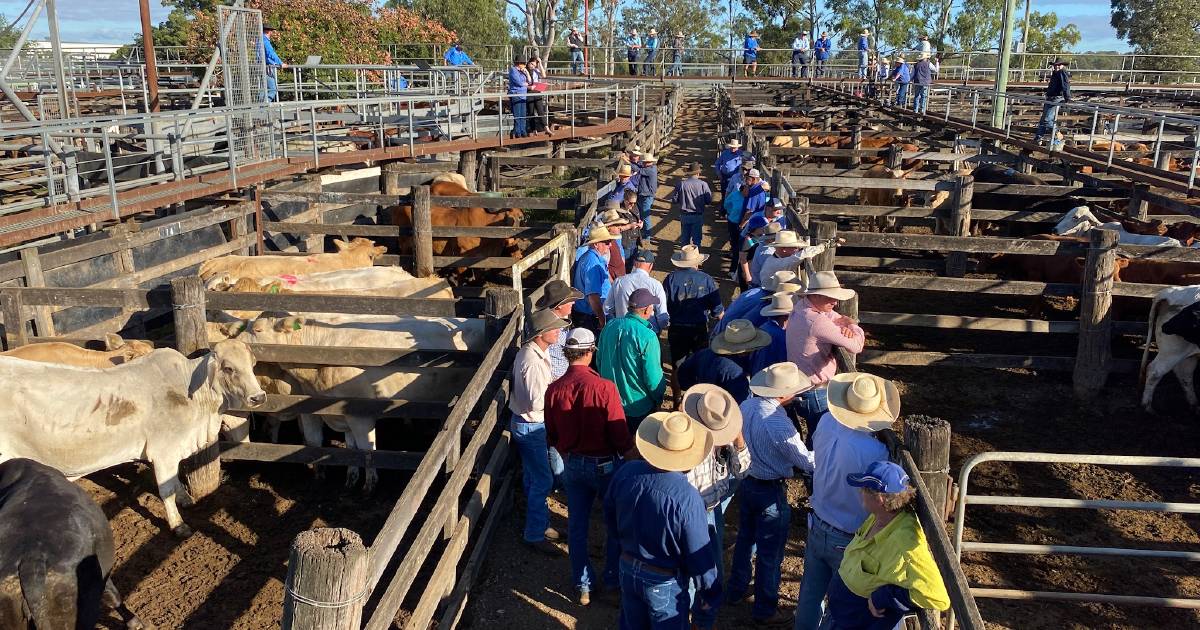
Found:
[792,52,809,78]
[912,84,929,114]
[671,55,683,76]
[794,513,856,630]
[688,495,731,628]
[563,454,621,593]
[728,478,792,620]
[643,51,657,76]
[571,49,584,74]
[895,83,909,108]
[511,418,563,542]
[265,72,278,102]
[628,52,639,75]
[796,388,829,449]
[858,51,868,79]
[619,557,689,630]
[680,213,703,247]
[815,59,827,77]
[1036,99,1062,140]
[511,99,528,137]
[638,195,654,238]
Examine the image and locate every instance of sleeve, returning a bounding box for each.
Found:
[604,382,634,452]
[898,537,952,611]
[1062,74,1071,101]
[464,53,474,65]
[669,183,681,205]
[701,280,723,318]
[679,494,721,607]
[726,372,751,404]
[811,314,866,354]
[544,391,560,447]
[699,186,712,210]
[783,428,815,474]
[788,243,827,263]
[513,68,529,89]
[527,363,551,419]
[603,282,617,317]
[643,331,666,404]
[444,49,453,63]
[654,283,670,329]
[586,260,608,297]
[263,39,283,66]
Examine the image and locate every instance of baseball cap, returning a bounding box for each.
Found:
[847,460,910,494]
[628,287,661,308]
[770,197,784,208]
[564,328,595,350]
[634,250,656,264]
[747,168,761,179]
[745,215,770,232]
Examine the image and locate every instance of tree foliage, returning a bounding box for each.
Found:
[1111,0,1200,71]
[0,14,20,50]
[824,0,926,53]
[385,0,508,47]
[948,0,1078,54]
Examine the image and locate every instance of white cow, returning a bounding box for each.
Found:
[1055,207,1183,247]
[205,266,454,300]
[1140,285,1200,413]
[212,313,486,351]
[0,340,266,537]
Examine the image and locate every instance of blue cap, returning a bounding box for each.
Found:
[846,461,910,494]
[745,215,769,232]
[634,250,656,264]
[628,287,661,308]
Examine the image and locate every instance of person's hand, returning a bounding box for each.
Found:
[868,596,885,618]
[280,62,288,69]
[732,433,746,450]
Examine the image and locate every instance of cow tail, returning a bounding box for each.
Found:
[1140,297,1165,387]
[15,554,57,628]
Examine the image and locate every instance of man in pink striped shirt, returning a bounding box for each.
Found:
[786,271,865,444]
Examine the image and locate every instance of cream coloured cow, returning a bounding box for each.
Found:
[0,334,154,368]
[0,340,266,537]
[205,266,454,300]
[211,313,485,350]
[197,237,386,281]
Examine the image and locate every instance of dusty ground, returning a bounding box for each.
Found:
[465,95,1200,630]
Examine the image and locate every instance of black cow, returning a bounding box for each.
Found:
[0,458,145,629]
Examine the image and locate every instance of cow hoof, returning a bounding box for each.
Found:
[126,617,150,630]
[172,524,194,539]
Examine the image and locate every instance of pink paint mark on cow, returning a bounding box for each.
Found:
[279,274,299,285]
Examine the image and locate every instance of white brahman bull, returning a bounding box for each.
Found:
[204,265,453,300]
[1054,207,1183,247]
[1140,285,1200,413]
[0,340,266,537]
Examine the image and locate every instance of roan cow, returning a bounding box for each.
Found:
[0,333,154,368]
[0,340,266,537]
[0,458,146,629]
[197,237,387,282]
[1140,285,1200,412]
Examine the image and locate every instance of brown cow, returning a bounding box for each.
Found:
[1,334,154,368]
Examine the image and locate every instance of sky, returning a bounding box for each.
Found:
[0,0,1130,51]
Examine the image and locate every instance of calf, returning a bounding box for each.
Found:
[0,334,154,368]
[197,237,386,282]
[1140,285,1200,412]
[0,458,145,629]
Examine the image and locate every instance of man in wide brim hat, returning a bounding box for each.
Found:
[804,270,856,302]
[584,225,619,246]
[726,138,742,149]
[525,308,569,343]
[826,372,899,432]
[710,319,772,355]
[749,361,813,398]
[635,411,713,471]
[536,279,584,311]
[682,383,743,446]
[670,244,709,268]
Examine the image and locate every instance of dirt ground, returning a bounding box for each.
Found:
[464,95,1200,630]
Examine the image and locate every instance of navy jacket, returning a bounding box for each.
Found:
[1046,68,1071,101]
[664,269,723,327]
[637,164,659,197]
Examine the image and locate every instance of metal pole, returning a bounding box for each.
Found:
[1018,0,1030,82]
[0,0,45,80]
[45,0,71,119]
[139,0,160,112]
[992,0,1018,127]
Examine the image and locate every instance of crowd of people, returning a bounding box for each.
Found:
[508,140,951,628]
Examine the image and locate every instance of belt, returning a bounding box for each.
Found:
[566,453,616,463]
[747,476,786,485]
[620,553,676,576]
[812,513,856,539]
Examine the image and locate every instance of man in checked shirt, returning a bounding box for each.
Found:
[680,384,750,629]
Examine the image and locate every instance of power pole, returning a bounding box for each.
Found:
[992,0,1018,128]
[45,0,69,119]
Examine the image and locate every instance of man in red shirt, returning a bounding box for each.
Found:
[545,328,635,606]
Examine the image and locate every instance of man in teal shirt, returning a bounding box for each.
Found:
[598,288,665,432]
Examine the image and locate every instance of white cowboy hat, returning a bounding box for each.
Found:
[642,153,658,163]
[771,230,806,248]
[749,362,813,398]
[649,28,658,35]
[584,225,619,246]
[827,372,900,432]
[760,292,795,317]
[727,138,742,148]
[681,384,743,447]
[671,244,708,268]
[635,411,714,472]
[599,208,630,227]
[627,144,642,155]
[804,271,856,301]
[710,319,771,355]
[763,222,783,242]
[762,270,797,292]
[764,281,803,297]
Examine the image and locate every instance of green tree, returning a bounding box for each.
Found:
[1111,0,1200,73]
[824,0,924,54]
[0,14,20,49]
[385,0,508,48]
[950,0,1079,54]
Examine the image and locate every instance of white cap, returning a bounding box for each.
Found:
[747,168,761,179]
[565,328,596,350]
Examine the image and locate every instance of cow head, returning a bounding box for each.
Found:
[334,237,388,261]
[205,272,238,291]
[104,333,155,362]
[1165,222,1198,246]
[205,339,266,410]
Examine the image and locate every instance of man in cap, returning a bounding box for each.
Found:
[261,24,285,103]
[741,196,789,241]
[670,31,686,76]
[545,328,634,605]
[744,30,761,77]
[537,279,584,380]
[756,230,829,290]
[713,270,798,336]
[728,362,816,626]
[786,271,864,441]
[791,31,812,79]
[681,384,751,623]
[678,319,771,404]
[664,245,723,368]
[606,250,669,332]
[573,225,620,334]
[604,411,719,628]
[670,162,712,248]
[743,168,770,222]
[635,152,659,239]
[510,308,570,555]
[443,42,474,66]
[598,287,666,432]
[567,27,587,74]
[1034,59,1071,146]
[737,214,773,289]
[643,28,660,74]
[857,30,871,80]
[748,291,793,374]
[814,32,832,77]
[794,372,896,630]
[508,54,531,138]
[625,29,642,75]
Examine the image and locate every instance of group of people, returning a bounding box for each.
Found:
[506,55,554,138]
[783,32,833,79]
[622,29,689,77]
[508,141,951,628]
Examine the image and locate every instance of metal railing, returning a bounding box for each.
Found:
[949,451,1200,629]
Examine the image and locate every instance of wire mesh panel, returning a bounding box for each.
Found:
[218,6,274,166]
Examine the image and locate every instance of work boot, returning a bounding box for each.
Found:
[522,539,559,557]
[753,610,795,627]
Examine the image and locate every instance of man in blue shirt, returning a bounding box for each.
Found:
[625,29,642,75]
[670,162,711,248]
[443,43,474,66]
[748,292,791,374]
[814,32,831,77]
[665,245,723,368]
[729,362,815,625]
[889,56,912,108]
[605,411,719,629]
[714,138,747,195]
[794,372,898,630]
[507,55,530,138]
[743,30,760,77]
[712,269,797,337]
[643,28,659,75]
[635,153,659,239]
[606,250,670,332]
[573,225,619,335]
[677,319,770,404]
[262,25,284,103]
[857,30,871,80]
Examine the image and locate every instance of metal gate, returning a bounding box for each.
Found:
[949,451,1200,628]
[217,5,274,166]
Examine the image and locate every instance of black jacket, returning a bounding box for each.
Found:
[1046,68,1071,102]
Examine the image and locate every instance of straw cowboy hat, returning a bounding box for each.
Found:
[710,319,771,355]
[682,384,743,447]
[671,244,708,268]
[649,28,658,35]
[766,281,803,296]
[771,230,805,248]
[763,222,783,243]
[628,144,643,155]
[525,308,568,342]
[615,163,633,177]
[641,153,659,163]
[635,411,713,472]
[599,207,630,227]
[827,372,900,432]
[535,279,582,309]
[760,292,795,317]
[584,225,619,246]
[727,138,742,148]
[762,270,798,292]
[749,362,813,398]
[804,271,855,301]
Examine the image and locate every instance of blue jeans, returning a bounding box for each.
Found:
[796,388,828,447]
[511,419,563,542]
[265,72,278,102]
[511,98,528,137]
[895,83,909,108]
[671,54,683,76]
[912,84,929,114]
[680,213,703,247]
[563,454,621,593]
[571,49,584,74]
[794,513,856,630]
[1036,99,1062,141]
[619,557,689,630]
[643,51,657,75]
[729,478,791,620]
[858,51,868,79]
[628,52,639,75]
[638,195,654,238]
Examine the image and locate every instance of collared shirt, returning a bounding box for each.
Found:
[743,36,759,58]
[739,212,788,241]
[664,269,723,327]
[510,341,553,423]
[262,35,282,67]
[786,298,865,386]
[507,65,529,95]
[573,248,610,316]
[636,164,658,198]
[676,348,751,404]
[757,244,826,289]
[890,63,912,84]
[670,176,712,215]
[711,288,768,337]
[743,182,769,217]
[625,34,642,50]
[597,313,665,417]
[835,511,951,620]
[605,268,670,332]
[714,148,746,182]
[686,444,751,510]
[444,48,474,65]
[814,37,831,60]
[913,59,934,85]
[644,36,658,51]
[604,460,720,608]
[605,177,638,206]
[749,244,775,284]
[547,327,575,380]
[748,318,788,375]
[811,412,889,534]
[672,35,685,52]
[723,186,745,223]
[545,365,632,457]
[792,36,810,52]
[740,396,814,480]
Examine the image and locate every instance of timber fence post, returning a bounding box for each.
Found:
[172,275,221,500]
[485,287,521,346]
[945,174,974,277]
[459,149,478,187]
[1126,182,1150,221]
[812,220,837,272]
[1073,228,1119,400]
[850,123,863,167]
[19,248,55,337]
[903,415,953,520]
[0,289,26,349]
[281,528,368,630]
[413,185,434,278]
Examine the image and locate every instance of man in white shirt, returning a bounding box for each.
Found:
[606,250,670,332]
[510,308,569,555]
[757,230,828,290]
[791,33,811,78]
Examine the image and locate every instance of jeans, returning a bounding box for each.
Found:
[729,478,792,620]
[638,195,654,238]
[816,58,827,77]
[858,51,868,79]
[265,71,278,102]
[511,98,528,137]
[680,213,703,247]
[619,557,689,630]
[1035,99,1062,141]
[792,52,809,78]
[912,84,929,114]
[894,83,909,108]
[643,51,657,75]
[726,220,742,272]
[687,495,731,628]
[570,49,584,74]
[794,513,857,630]
[510,418,563,542]
[796,388,829,449]
[671,54,683,76]
[628,52,639,75]
[563,454,621,593]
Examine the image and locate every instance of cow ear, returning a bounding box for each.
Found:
[104,333,125,350]
[332,239,349,251]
